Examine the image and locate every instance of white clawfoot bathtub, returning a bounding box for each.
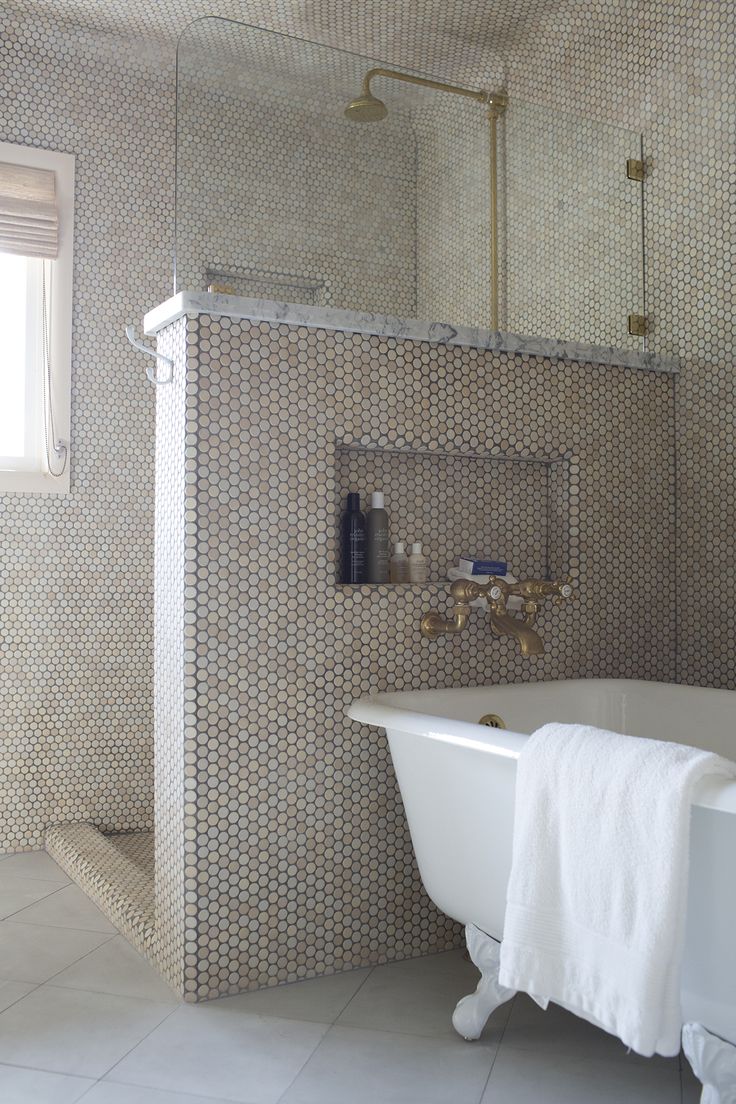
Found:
[348,679,736,1101]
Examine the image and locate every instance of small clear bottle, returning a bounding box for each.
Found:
[408,541,428,584]
[389,541,409,583]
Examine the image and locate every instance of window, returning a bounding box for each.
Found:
[0,143,74,493]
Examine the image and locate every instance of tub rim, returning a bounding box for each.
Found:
[347,678,736,815]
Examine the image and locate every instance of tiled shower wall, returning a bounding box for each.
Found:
[155,313,675,999]
[412,93,644,348]
[175,82,417,314]
[0,20,171,851]
[502,0,735,687]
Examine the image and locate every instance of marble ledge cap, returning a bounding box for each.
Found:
[143,291,680,376]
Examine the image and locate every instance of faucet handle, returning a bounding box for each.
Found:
[552,576,575,605]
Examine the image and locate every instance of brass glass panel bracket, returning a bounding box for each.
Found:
[421,576,573,656]
[626,158,646,181]
[344,69,508,329]
[628,313,648,337]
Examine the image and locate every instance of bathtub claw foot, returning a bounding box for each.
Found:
[452,925,515,1041]
[683,1023,736,1104]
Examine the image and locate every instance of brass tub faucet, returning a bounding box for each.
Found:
[421,576,573,656]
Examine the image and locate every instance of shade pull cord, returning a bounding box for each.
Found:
[41,259,68,477]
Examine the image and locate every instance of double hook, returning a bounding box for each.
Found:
[125,325,174,385]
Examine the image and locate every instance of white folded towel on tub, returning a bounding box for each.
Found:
[498,722,736,1057]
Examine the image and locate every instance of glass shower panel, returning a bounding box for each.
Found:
[502,101,645,349]
[175,18,646,351]
[175,18,419,317]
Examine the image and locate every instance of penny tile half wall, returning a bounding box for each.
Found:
[155,314,675,999]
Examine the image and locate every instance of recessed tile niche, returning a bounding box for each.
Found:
[335,443,575,585]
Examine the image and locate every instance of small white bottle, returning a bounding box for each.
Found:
[389,541,409,583]
[408,541,427,584]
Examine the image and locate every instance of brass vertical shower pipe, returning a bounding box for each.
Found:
[345,71,509,332]
[487,92,508,331]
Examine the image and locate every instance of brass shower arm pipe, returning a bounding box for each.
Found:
[356,68,508,331]
[360,67,492,106]
[488,110,500,330]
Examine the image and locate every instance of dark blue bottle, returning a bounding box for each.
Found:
[341,492,366,584]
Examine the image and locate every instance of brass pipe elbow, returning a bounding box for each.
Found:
[421,603,471,641]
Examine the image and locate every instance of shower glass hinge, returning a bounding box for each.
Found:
[626,158,646,181]
[628,313,648,336]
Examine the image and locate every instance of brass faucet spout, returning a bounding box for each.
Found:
[487,610,545,656]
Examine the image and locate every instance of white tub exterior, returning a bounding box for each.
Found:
[348,679,736,1047]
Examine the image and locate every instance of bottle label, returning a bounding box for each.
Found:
[350,531,365,559]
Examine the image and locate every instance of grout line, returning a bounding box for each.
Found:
[0,980,41,1014]
[0,931,118,991]
[0,1057,96,1079]
[312,1016,504,1046]
[272,1024,334,1104]
[330,963,376,1022]
[0,914,119,937]
[40,931,118,973]
[40,980,179,1006]
[270,968,378,1104]
[474,994,516,1104]
[80,1000,181,1087]
[0,870,71,885]
[3,936,118,989]
[1,881,73,923]
[84,1073,261,1104]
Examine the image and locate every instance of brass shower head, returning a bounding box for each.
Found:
[343,90,388,122]
[344,68,502,125]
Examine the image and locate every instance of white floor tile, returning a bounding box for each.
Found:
[0,874,66,919]
[52,936,179,1003]
[0,978,36,1011]
[0,920,112,983]
[0,984,174,1078]
[337,948,510,1040]
[9,883,118,933]
[281,1024,498,1104]
[226,966,371,1024]
[80,1083,238,1104]
[107,1004,328,1103]
[502,994,674,1066]
[481,1046,681,1103]
[0,1063,92,1104]
[0,884,700,1104]
[0,851,70,882]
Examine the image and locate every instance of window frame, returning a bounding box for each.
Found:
[0,142,74,495]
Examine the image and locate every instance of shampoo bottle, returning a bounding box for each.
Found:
[408,541,428,584]
[340,492,365,584]
[366,492,390,583]
[390,541,409,583]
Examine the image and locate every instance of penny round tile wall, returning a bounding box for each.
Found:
[175,80,417,315]
[154,313,674,999]
[0,17,172,852]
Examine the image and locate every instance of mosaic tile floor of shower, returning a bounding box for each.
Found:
[44,826,154,958]
[0,851,698,1103]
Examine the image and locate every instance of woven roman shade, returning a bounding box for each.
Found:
[0,161,58,258]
